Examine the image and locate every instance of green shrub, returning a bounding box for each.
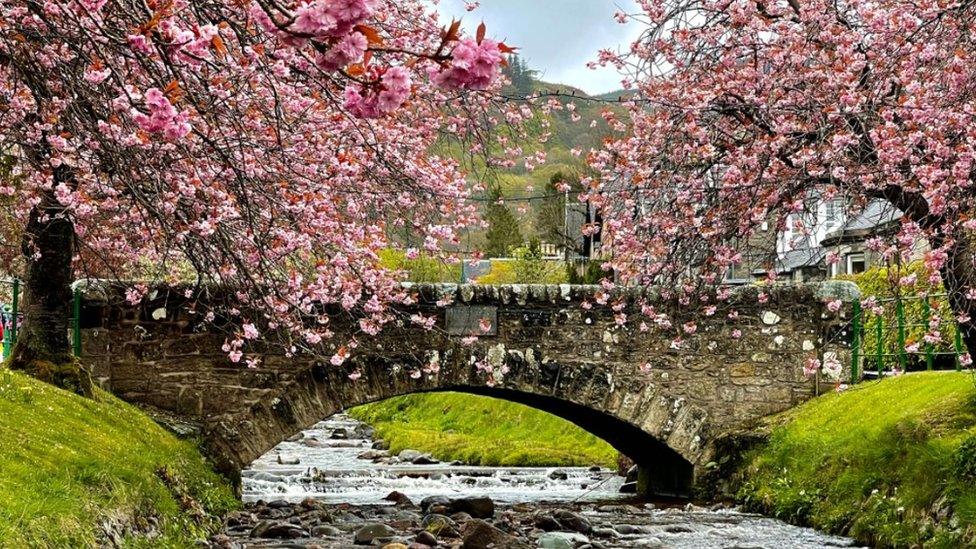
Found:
[840,261,961,370]
[378,249,461,283]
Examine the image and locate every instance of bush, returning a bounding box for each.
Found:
[378,249,461,283]
[840,261,961,371]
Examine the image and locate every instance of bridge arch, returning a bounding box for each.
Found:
[78,281,859,495]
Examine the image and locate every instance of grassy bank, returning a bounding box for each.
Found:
[738,372,976,548]
[349,392,617,468]
[0,369,238,547]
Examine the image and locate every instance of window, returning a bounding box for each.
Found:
[825,199,840,223]
[847,253,866,274]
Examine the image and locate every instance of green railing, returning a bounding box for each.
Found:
[0,279,83,360]
[848,292,966,383]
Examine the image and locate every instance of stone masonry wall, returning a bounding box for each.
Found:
[78,281,859,490]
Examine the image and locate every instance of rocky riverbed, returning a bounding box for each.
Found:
[210,414,862,548]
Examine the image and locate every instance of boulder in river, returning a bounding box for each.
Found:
[412,454,440,465]
[420,496,452,514]
[537,531,589,549]
[358,449,390,461]
[450,497,495,519]
[421,513,459,537]
[460,519,529,549]
[249,519,309,539]
[384,490,414,506]
[414,530,438,546]
[398,449,424,461]
[549,470,569,481]
[354,523,398,545]
[276,454,300,465]
[330,427,350,439]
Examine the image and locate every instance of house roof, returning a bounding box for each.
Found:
[821,199,902,245]
[776,245,827,273]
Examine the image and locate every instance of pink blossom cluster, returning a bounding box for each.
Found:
[344,66,413,118]
[131,88,191,141]
[431,38,505,91]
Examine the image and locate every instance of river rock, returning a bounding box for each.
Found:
[549,470,569,481]
[450,497,495,519]
[414,531,438,546]
[632,537,664,548]
[412,454,440,465]
[613,524,652,535]
[625,465,638,483]
[535,510,590,533]
[311,524,342,537]
[354,523,398,545]
[618,482,637,494]
[420,496,452,514]
[384,491,414,506]
[399,449,425,461]
[250,520,309,539]
[276,455,300,465]
[381,544,408,549]
[303,438,328,448]
[330,427,350,439]
[553,509,591,533]
[285,432,304,442]
[359,449,390,460]
[421,514,459,537]
[537,532,589,549]
[460,519,529,549]
[373,439,390,450]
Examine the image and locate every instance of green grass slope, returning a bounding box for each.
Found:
[349,392,617,468]
[738,372,976,548]
[0,369,237,548]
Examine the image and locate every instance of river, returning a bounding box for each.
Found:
[214,414,863,548]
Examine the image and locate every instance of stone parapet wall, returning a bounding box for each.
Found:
[77,280,859,493]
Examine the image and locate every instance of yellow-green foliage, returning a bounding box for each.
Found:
[349,392,616,467]
[739,372,976,548]
[476,259,568,285]
[378,249,461,284]
[0,370,237,547]
[841,262,960,370]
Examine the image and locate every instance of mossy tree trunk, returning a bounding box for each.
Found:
[9,170,91,396]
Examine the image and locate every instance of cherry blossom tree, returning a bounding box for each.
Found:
[592,0,976,359]
[0,0,512,390]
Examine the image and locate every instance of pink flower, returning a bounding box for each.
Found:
[133,88,191,141]
[826,299,842,313]
[431,38,504,91]
[242,322,259,339]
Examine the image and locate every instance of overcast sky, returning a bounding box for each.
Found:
[434,0,643,95]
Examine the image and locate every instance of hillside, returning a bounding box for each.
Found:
[0,369,237,547]
[349,392,618,468]
[738,372,976,547]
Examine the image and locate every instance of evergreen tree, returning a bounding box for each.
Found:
[503,54,538,97]
[536,172,583,256]
[483,183,524,258]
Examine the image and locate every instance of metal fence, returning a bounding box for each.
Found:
[849,293,966,384]
[0,279,82,360]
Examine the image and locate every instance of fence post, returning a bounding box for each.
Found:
[10,278,18,345]
[851,300,862,384]
[72,287,81,357]
[896,297,907,371]
[876,314,884,377]
[923,298,934,371]
[955,327,964,372]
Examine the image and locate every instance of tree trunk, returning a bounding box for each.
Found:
[939,235,976,361]
[8,179,91,396]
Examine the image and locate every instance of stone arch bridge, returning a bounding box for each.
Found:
[78,282,858,496]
